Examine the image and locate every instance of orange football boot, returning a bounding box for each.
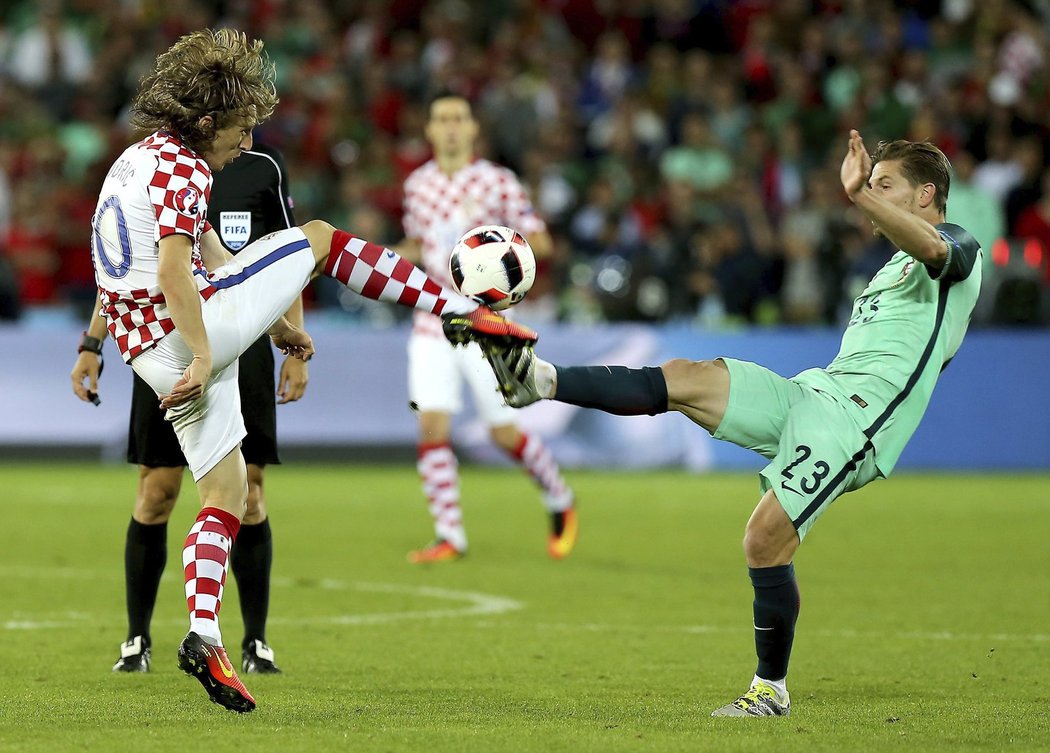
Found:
[178,631,256,713]
[547,505,579,560]
[407,539,466,564]
[441,305,538,347]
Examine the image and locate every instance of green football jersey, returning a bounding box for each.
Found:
[794,222,982,475]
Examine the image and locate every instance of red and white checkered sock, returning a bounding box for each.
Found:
[511,433,573,513]
[182,506,240,647]
[324,231,477,316]
[418,442,467,551]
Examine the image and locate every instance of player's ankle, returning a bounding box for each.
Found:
[535,358,557,399]
[753,674,789,702]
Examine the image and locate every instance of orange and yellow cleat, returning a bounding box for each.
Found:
[178,631,256,713]
[441,305,538,348]
[547,505,579,560]
[407,539,466,564]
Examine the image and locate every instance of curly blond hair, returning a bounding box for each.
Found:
[130,29,278,156]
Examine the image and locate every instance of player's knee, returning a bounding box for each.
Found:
[489,424,521,451]
[227,493,249,521]
[661,357,713,393]
[243,464,266,521]
[301,219,336,265]
[135,470,182,523]
[418,413,451,444]
[243,481,266,524]
[742,524,772,563]
[743,507,798,566]
[661,359,726,414]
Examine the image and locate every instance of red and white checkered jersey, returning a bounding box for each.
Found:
[91,131,213,362]
[402,158,545,336]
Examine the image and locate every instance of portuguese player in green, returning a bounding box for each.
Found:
[460,130,983,716]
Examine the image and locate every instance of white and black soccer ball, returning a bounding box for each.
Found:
[448,224,536,311]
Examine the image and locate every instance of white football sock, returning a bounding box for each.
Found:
[535,358,557,399]
[753,674,788,701]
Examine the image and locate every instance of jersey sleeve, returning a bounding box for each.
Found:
[149,154,210,240]
[928,222,980,283]
[498,167,546,235]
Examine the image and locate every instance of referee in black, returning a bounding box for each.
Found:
[72,141,306,674]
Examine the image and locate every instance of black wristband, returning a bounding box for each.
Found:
[78,331,104,355]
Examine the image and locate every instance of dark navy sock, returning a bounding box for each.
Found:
[553,365,668,416]
[749,563,800,681]
[124,518,167,643]
[231,518,273,646]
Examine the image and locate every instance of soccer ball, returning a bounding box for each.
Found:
[448,225,536,311]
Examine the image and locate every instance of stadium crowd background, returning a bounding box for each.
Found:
[0,0,1048,328]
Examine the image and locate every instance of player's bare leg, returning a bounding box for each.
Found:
[194,448,248,521]
[660,359,730,430]
[114,465,183,672]
[134,466,184,524]
[177,448,256,712]
[744,490,799,568]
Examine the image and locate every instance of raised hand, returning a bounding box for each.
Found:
[840,129,873,198]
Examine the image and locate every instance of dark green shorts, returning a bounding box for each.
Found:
[713,358,880,540]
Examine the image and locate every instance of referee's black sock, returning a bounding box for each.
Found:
[749,563,800,682]
[231,518,273,646]
[553,365,668,416]
[124,518,167,644]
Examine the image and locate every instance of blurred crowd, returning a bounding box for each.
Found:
[1,0,1049,327]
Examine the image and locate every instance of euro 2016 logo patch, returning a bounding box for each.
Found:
[893,260,915,286]
[173,186,200,216]
[220,211,251,251]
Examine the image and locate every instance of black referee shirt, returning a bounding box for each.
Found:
[208,142,296,254]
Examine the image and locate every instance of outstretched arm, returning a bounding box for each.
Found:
[840,129,948,269]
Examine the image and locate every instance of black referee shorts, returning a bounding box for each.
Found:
[127,336,281,468]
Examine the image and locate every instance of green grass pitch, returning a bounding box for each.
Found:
[1,463,1048,752]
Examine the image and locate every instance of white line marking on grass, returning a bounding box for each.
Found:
[535,622,1050,644]
[2,611,94,630]
[6,567,1041,643]
[268,582,524,626]
[2,582,523,630]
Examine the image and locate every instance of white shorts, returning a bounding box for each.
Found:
[407,334,517,425]
[132,227,315,480]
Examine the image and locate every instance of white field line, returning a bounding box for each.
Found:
[533,621,1050,644]
[272,581,524,626]
[2,580,523,630]
[4,568,1046,644]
